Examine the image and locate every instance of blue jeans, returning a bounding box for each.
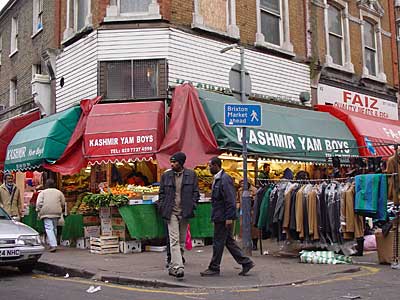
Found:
[44,218,59,247]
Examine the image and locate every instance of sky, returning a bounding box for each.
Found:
[0,0,8,12]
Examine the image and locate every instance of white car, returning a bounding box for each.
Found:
[0,206,45,273]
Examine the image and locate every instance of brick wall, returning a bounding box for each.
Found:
[236,0,257,46]
[0,0,57,120]
[170,0,193,26]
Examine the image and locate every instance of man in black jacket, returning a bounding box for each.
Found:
[158,152,199,279]
[201,157,254,277]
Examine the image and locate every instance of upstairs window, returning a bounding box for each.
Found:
[105,0,161,21]
[192,0,240,39]
[10,17,18,54]
[256,0,293,53]
[33,0,43,35]
[328,5,343,66]
[363,20,377,76]
[323,1,353,73]
[0,35,2,65]
[260,0,281,46]
[120,0,151,14]
[100,59,167,101]
[10,79,17,106]
[76,0,90,31]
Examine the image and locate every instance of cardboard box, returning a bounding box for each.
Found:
[119,240,142,254]
[84,226,101,238]
[112,229,129,240]
[101,218,112,236]
[129,199,143,205]
[99,207,111,218]
[145,245,167,252]
[76,237,90,249]
[192,238,205,248]
[111,217,125,227]
[111,207,120,217]
[375,231,400,264]
[83,215,100,225]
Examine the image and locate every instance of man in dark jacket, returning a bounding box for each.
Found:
[158,152,199,279]
[201,157,254,277]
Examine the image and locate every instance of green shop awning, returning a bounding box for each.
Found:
[197,90,359,162]
[5,107,81,171]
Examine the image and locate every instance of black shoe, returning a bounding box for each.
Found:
[200,269,220,276]
[176,267,184,278]
[239,262,255,276]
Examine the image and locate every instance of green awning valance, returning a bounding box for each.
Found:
[197,89,359,162]
[5,107,81,171]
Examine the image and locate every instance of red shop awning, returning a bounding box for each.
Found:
[84,101,165,165]
[316,105,400,157]
[0,110,41,171]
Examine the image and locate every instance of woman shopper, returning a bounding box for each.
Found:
[36,179,65,252]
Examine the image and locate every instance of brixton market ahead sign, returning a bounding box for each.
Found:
[224,103,262,127]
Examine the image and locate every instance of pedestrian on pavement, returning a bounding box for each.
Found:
[0,172,23,220]
[201,157,255,277]
[158,152,200,279]
[36,179,65,252]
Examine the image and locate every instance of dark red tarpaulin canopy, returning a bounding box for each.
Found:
[156,84,219,169]
[84,101,165,165]
[0,110,41,171]
[316,105,400,157]
[44,97,102,175]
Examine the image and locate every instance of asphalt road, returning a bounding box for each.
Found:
[0,265,399,300]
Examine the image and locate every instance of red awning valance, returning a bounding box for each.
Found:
[84,101,165,165]
[0,110,41,171]
[316,105,400,157]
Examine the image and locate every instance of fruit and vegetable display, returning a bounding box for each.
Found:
[109,185,159,199]
[61,172,90,195]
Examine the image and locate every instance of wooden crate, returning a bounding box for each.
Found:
[90,246,119,255]
[89,236,119,247]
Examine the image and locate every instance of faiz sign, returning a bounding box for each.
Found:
[317,84,398,120]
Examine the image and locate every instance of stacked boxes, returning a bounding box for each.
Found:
[83,214,100,239]
[100,207,130,240]
[119,240,142,254]
[90,236,119,254]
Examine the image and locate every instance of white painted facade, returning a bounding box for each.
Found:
[56,28,310,111]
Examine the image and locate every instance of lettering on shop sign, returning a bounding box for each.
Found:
[382,128,400,142]
[6,147,27,160]
[88,135,154,147]
[236,128,350,154]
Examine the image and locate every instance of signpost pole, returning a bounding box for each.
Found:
[239,46,252,256]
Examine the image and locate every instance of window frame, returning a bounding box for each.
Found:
[191,0,240,39]
[104,0,161,22]
[74,0,91,32]
[363,19,377,77]
[10,17,18,56]
[9,79,17,107]
[260,0,283,46]
[32,0,44,37]
[0,35,2,66]
[255,0,293,55]
[327,4,344,66]
[101,59,165,101]
[360,9,386,83]
[323,0,354,73]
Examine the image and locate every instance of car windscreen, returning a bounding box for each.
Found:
[0,207,11,220]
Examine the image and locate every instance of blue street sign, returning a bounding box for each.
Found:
[224,103,262,127]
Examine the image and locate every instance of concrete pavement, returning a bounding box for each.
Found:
[36,240,383,289]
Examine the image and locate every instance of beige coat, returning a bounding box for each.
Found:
[0,183,23,218]
[386,154,400,205]
[36,188,65,219]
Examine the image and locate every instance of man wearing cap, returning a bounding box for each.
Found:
[0,172,23,220]
[158,152,200,279]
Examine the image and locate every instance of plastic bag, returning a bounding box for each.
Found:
[185,224,193,250]
[364,234,377,251]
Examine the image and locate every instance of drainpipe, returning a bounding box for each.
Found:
[389,0,399,88]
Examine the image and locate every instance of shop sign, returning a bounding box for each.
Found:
[235,128,358,158]
[85,132,156,157]
[6,143,44,166]
[317,84,398,120]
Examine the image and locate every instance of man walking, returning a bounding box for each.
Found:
[158,152,200,279]
[201,157,255,276]
[36,179,65,252]
[0,172,23,220]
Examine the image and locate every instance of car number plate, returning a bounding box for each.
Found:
[0,249,20,257]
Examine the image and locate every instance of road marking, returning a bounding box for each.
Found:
[32,274,209,296]
[232,288,260,293]
[299,266,380,286]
